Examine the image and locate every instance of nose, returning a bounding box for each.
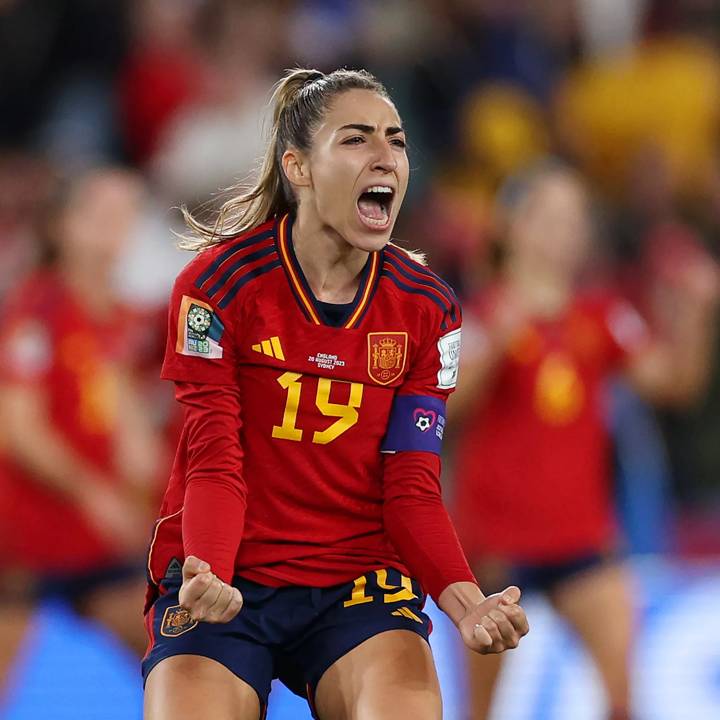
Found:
[370,139,397,173]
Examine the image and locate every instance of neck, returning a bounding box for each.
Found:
[505,255,573,318]
[59,260,114,318]
[292,212,369,304]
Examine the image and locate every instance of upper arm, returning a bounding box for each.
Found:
[0,310,54,437]
[381,302,461,457]
[161,264,241,387]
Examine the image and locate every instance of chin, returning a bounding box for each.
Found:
[344,215,397,252]
[347,231,392,253]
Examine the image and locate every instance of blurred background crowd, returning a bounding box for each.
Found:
[1,0,720,718]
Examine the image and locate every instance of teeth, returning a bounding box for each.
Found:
[366,186,393,194]
[363,215,389,226]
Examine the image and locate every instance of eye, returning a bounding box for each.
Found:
[342,136,365,145]
[391,138,407,149]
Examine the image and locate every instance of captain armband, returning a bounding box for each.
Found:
[380,394,447,455]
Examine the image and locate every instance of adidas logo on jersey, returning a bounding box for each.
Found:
[391,606,423,623]
[252,336,285,360]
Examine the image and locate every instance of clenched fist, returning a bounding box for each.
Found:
[458,585,529,654]
[178,556,244,624]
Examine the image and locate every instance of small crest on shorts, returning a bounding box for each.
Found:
[367,332,408,385]
[160,605,198,637]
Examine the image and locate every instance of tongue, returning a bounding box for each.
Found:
[358,196,387,221]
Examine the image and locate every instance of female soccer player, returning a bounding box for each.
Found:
[0,168,161,692]
[142,68,529,720]
[450,164,718,720]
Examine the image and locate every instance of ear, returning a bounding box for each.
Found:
[281,148,312,189]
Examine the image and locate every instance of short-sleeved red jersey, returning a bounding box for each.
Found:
[453,286,649,563]
[0,272,134,572]
[149,215,464,590]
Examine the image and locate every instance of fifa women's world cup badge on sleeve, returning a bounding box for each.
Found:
[437,328,461,389]
[367,332,408,385]
[176,295,226,359]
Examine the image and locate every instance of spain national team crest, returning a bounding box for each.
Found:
[367,332,408,385]
[160,605,198,637]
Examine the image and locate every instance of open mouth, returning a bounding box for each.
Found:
[356,185,394,230]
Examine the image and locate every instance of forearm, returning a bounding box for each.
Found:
[383,452,475,602]
[631,307,718,406]
[114,375,164,491]
[176,382,247,584]
[1,389,109,501]
[437,581,487,626]
[668,307,718,402]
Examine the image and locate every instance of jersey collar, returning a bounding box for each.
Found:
[276,213,380,329]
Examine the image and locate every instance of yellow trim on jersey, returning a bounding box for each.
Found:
[278,215,321,325]
[344,250,379,329]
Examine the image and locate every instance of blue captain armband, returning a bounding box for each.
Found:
[381,394,447,455]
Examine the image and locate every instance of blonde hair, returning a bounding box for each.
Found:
[179,67,389,251]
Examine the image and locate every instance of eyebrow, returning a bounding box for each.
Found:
[338,123,405,136]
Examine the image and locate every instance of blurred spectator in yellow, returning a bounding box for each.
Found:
[0,168,165,698]
[448,163,719,720]
[402,84,548,295]
[556,37,720,197]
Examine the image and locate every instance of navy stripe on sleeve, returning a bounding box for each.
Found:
[217,259,282,309]
[206,244,277,298]
[380,267,451,316]
[194,228,276,290]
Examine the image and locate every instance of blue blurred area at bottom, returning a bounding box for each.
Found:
[3,559,720,719]
[1,600,142,720]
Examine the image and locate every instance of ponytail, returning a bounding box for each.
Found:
[179,68,388,251]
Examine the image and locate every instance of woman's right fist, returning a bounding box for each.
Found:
[178,556,243,623]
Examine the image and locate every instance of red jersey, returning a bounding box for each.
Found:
[453,286,649,563]
[0,271,134,572]
[149,215,473,599]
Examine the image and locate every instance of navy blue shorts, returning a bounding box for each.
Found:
[142,567,431,718]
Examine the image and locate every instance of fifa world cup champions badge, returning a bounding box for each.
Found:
[367,332,408,385]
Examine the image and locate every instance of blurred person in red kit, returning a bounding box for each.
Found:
[0,168,164,693]
[449,162,719,720]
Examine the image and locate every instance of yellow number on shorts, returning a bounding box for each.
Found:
[343,571,417,607]
[374,569,417,603]
[343,575,374,608]
[272,372,363,445]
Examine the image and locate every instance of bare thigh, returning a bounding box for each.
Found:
[314,629,442,720]
[144,655,261,720]
[464,649,504,720]
[76,575,149,656]
[549,562,634,711]
[0,602,34,702]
